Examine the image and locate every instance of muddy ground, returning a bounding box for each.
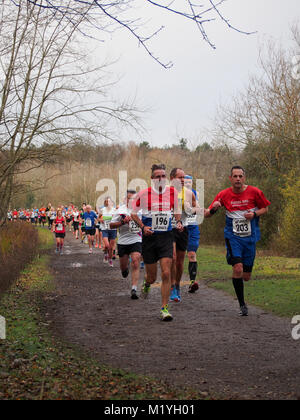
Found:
[44,232,300,400]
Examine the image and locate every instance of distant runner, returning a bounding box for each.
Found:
[99,198,117,267]
[52,208,66,256]
[81,205,98,254]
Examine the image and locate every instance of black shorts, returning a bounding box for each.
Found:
[118,242,142,258]
[172,227,189,252]
[85,228,96,236]
[142,231,174,265]
[55,233,65,239]
[73,221,79,231]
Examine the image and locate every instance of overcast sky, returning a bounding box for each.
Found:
[93,0,300,148]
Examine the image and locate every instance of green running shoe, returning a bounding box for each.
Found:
[141,279,151,299]
[160,305,173,322]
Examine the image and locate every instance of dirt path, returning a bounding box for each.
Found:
[44,232,300,400]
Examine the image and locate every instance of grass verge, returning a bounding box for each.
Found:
[190,246,300,318]
[0,229,206,400]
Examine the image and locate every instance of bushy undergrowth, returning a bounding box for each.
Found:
[0,222,39,296]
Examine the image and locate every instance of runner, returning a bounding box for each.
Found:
[131,163,183,322]
[49,207,56,230]
[81,205,98,254]
[46,203,52,229]
[72,207,80,240]
[170,168,199,303]
[110,190,142,300]
[99,198,117,267]
[39,206,47,227]
[7,210,12,222]
[52,208,66,256]
[66,207,74,232]
[94,209,103,249]
[184,175,201,293]
[79,205,86,243]
[12,209,18,222]
[205,166,271,316]
[33,208,38,225]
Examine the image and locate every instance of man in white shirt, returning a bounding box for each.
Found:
[110,190,142,300]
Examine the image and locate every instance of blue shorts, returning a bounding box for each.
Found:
[187,226,200,253]
[102,230,117,240]
[225,236,256,272]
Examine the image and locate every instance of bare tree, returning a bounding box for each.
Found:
[214,27,300,175]
[0,0,140,221]
[11,0,255,68]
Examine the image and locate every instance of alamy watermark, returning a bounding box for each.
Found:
[291,315,300,341]
[0,315,6,340]
[94,171,205,225]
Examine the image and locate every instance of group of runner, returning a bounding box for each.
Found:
[9,164,271,322]
[7,205,67,228]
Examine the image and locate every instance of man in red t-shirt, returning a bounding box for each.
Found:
[131,164,183,322]
[205,166,271,316]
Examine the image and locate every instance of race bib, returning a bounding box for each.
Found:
[104,220,111,230]
[57,223,63,232]
[171,215,177,229]
[232,219,251,237]
[187,212,203,226]
[85,218,92,228]
[129,220,141,234]
[152,213,170,232]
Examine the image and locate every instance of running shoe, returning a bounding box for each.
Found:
[170,286,178,302]
[122,268,129,278]
[89,248,93,254]
[55,248,59,254]
[131,289,139,300]
[109,259,114,268]
[239,305,248,317]
[141,279,151,299]
[160,305,173,322]
[60,250,63,256]
[176,286,181,303]
[103,254,108,263]
[188,281,199,293]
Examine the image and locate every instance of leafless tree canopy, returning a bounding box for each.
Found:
[0,0,140,221]
[10,0,255,68]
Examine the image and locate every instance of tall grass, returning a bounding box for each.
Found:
[0,222,39,296]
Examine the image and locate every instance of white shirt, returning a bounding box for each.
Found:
[100,207,117,231]
[111,205,142,245]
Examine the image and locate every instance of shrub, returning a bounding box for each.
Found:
[274,172,300,257]
[0,222,39,296]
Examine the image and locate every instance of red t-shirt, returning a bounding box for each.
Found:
[209,185,271,215]
[54,217,65,234]
[132,186,178,232]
